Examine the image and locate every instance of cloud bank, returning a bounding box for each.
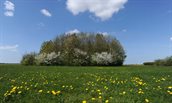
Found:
[40,9,52,17]
[4,0,15,17]
[66,0,128,21]
[0,45,19,52]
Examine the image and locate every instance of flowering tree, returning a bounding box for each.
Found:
[35,52,61,65]
[91,52,113,66]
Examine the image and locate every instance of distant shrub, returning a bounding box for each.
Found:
[143,62,154,65]
[154,56,172,66]
[21,53,37,65]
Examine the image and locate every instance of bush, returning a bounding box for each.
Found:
[143,62,154,65]
[21,53,37,65]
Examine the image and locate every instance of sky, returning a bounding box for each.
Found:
[0,0,172,64]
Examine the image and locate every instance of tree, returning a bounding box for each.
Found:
[110,39,126,66]
[95,34,108,52]
[40,40,55,54]
[21,52,37,65]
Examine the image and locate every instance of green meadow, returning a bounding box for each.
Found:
[0,64,172,103]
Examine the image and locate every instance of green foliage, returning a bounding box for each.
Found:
[154,56,172,66]
[20,53,37,65]
[40,40,55,54]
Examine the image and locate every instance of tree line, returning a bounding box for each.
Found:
[21,32,126,66]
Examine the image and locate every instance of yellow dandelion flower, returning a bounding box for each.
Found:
[105,100,109,103]
[123,91,126,95]
[57,91,61,94]
[18,91,22,94]
[52,90,56,95]
[12,86,17,90]
[145,99,149,103]
[168,86,172,89]
[169,92,172,95]
[38,90,43,93]
[82,100,87,103]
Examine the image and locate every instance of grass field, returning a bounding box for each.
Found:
[0,65,172,103]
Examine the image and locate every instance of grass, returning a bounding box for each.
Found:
[0,64,172,103]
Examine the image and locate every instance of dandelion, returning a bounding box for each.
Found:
[18,91,22,94]
[161,78,165,81]
[167,90,172,95]
[82,100,87,103]
[57,91,61,94]
[105,100,109,103]
[168,86,172,89]
[38,90,43,93]
[12,86,17,90]
[52,90,56,95]
[145,99,149,103]
[122,91,126,95]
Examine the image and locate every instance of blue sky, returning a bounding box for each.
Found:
[0,0,172,64]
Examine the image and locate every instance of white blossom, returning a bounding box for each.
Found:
[91,52,113,65]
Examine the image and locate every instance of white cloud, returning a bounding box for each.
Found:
[40,9,52,17]
[4,0,15,11]
[4,0,15,17]
[170,37,172,41]
[66,0,128,21]
[97,32,109,36]
[66,29,80,34]
[0,45,19,52]
[4,11,14,16]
